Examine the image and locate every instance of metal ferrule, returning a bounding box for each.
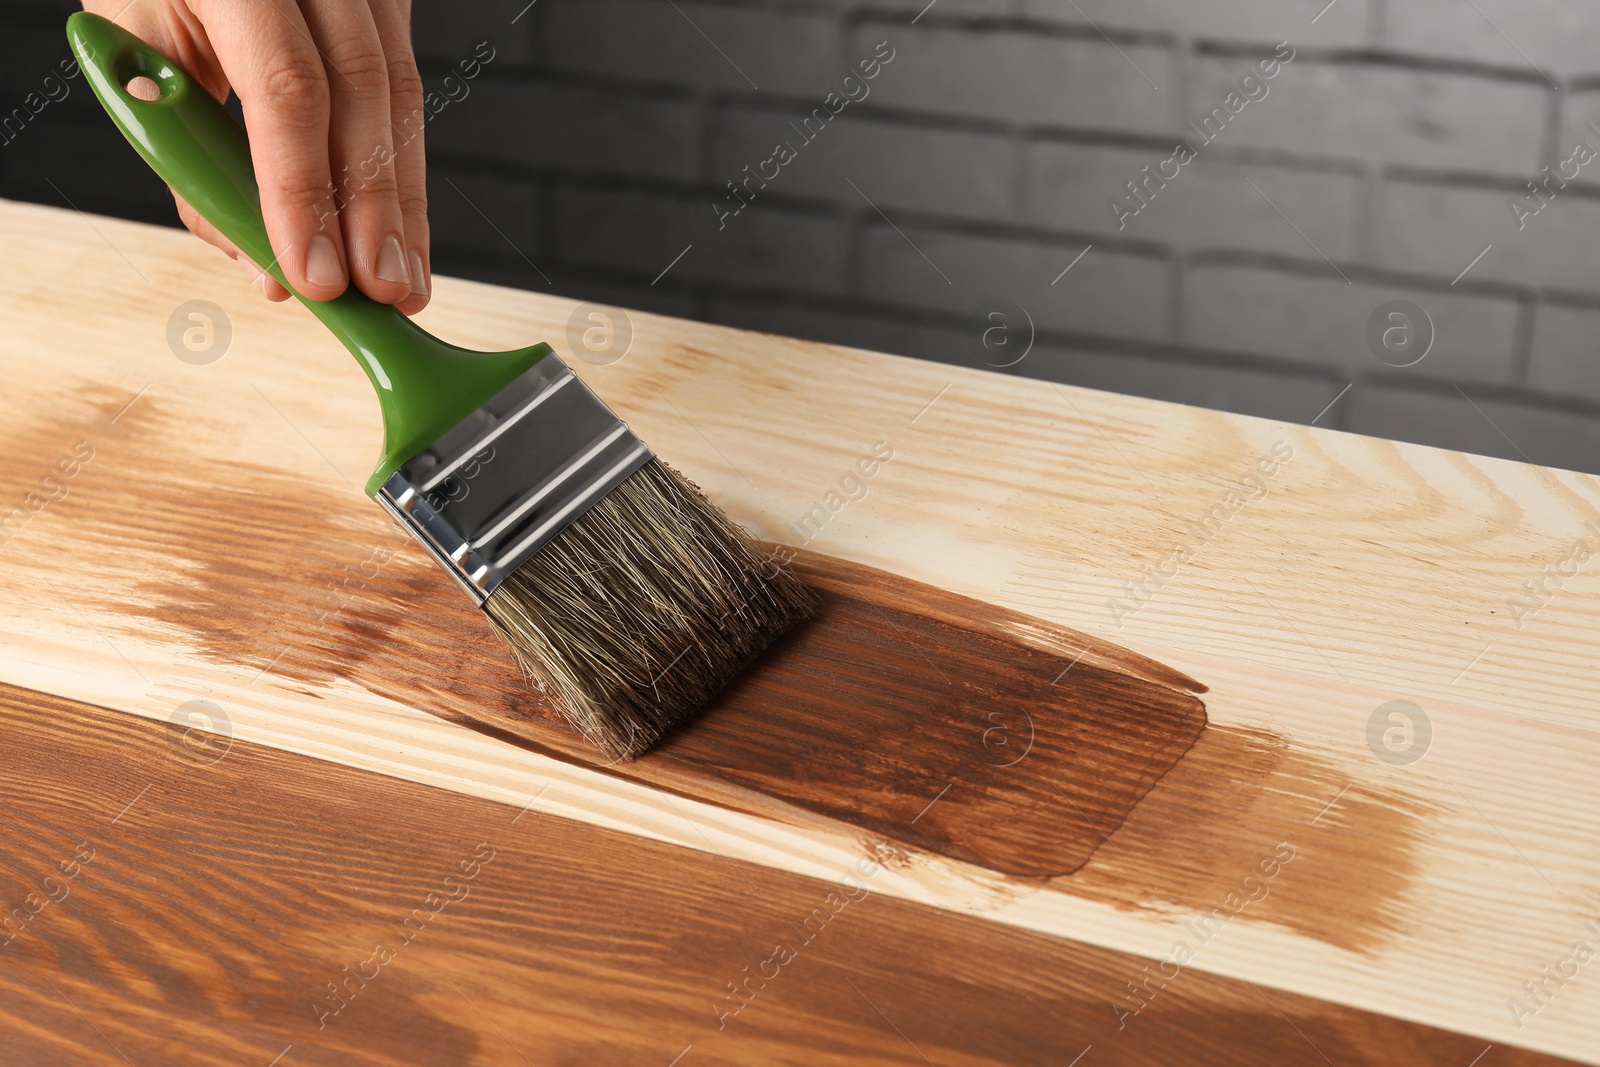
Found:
[376,354,652,601]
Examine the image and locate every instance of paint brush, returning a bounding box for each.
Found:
[67,13,814,759]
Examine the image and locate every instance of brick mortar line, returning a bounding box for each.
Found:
[1380,165,1600,198]
[412,60,706,99]
[694,0,854,12]
[559,0,905,16]
[1168,252,1187,343]
[843,203,1169,257]
[6,6,1584,91]
[1193,42,1564,84]
[427,245,1324,379]
[1172,31,1193,151]
[428,154,1600,307]
[431,106,1359,179]
[842,203,866,298]
[1511,299,1538,387]
[421,74,1549,186]
[429,244,1600,420]
[850,10,1180,47]
[434,53,1467,164]
[1356,371,1600,418]
[1183,247,1546,300]
[435,159,1175,257]
[1007,128,1028,229]
[1522,290,1600,311]
[664,285,1354,383]
[429,155,1600,301]
[1367,0,1386,50]
[436,159,866,222]
[832,2,851,78]
[1542,74,1565,168]
[528,0,549,67]
[1353,162,1379,266]
[697,89,719,192]
[708,97,1132,141]
[535,179,556,276]
[473,13,1581,86]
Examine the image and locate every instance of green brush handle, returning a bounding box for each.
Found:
[65,12,550,495]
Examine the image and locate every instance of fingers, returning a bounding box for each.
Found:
[370,0,431,313]
[97,0,430,312]
[192,0,347,301]
[172,191,236,260]
[173,191,290,300]
[237,255,294,301]
[299,0,414,306]
[80,2,228,97]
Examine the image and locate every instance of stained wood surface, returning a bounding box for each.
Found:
[1,198,1599,1061]
[0,682,1581,1067]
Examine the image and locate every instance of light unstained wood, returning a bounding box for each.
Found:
[1,199,1598,1061]
[0,682,1580,1067]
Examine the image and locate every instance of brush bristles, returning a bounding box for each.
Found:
[483,457,817,760]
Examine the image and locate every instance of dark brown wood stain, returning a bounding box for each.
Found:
[639,551,1211,877]
[0,683,1579,1067]
[25,391,1417,951]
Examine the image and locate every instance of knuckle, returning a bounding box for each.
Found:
[343,163,399,199]
[386,61,424,106]
[260,53,329,113]
[328,47,389,97]
[398,192,429,219]
[281,176,339,213]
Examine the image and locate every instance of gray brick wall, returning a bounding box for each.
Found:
[1183,266,1522,384]
[1532,302,1600,400]
[5,0,1599,473]
[1187,55,1549,174]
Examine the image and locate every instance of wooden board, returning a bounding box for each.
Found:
[2,197,1599,1062]
[0,682,1581,1067]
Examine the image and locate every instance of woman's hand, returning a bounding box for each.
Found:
[82,0,430,313]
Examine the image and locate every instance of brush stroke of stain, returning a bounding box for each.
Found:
[10,390,1420,953]
[643,550,1209,879]
[1055,723,1434,955]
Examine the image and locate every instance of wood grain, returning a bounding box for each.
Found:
[0,348,1418,947]
[0,682,1580,1067]
[2,199,1599,1061]
[0,373,1215,880]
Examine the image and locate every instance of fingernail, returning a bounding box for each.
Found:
[305,234,345,289]
[376,235,411,286]
[408,250,429,297]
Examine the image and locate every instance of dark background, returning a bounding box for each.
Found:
[4,0,1599,473]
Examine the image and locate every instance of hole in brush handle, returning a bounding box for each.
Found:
[124,75,162,101]
[111,44,184,102]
